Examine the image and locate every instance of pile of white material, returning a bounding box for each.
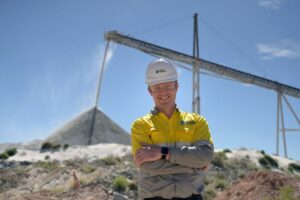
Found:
[45,107,130,146]
[216,148,297,169]
[8,143,131,162]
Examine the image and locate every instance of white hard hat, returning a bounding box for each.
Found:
[145,58,178,85]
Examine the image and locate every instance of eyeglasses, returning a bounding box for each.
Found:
[150,83,177,93]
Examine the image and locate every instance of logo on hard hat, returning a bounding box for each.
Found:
[155,69,167,73]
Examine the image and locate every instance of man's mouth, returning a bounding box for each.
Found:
[159,96,169,100]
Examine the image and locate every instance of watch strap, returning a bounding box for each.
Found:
[161,147,169,159]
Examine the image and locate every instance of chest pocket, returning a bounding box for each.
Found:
[149,128,167,144]
[177,124,197,143]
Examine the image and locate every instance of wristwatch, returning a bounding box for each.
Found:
[161,147,169,159]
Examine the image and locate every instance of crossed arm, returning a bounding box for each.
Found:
[131,118,214,174]
[134,141,213,175]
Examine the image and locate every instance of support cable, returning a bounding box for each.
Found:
[197,14,275,80]
[131,14,191,36]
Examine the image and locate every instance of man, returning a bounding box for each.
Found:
[131,58,214,200]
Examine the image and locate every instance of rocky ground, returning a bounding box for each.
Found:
[1,146,300,200]
[214,171,300,200]
[0,153,136,200]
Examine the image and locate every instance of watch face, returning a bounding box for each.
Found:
[161,147,169,155]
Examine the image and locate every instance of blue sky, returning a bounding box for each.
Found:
[1,0,300,161]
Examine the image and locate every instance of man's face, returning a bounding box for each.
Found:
[148,81,178,108]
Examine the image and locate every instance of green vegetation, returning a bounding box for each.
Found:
[211,151,227,168]
[0,152,9,160]
[288,163,300,173]
[278,186,295,200]
[214,178,229,191]
[63,144,69,150]
[41,142,53,150]
[52,144,61,151]
[82,164,96,173]
[265,155,278,168]
[0,148,18,160]
[203,188,217,200]
[259,154,278,169]
[128,182,138,190]
[101,155,121,166]
[33,161,60,170]
[112,176,129,192]
[41,142,68,152]
[223,149,232,153]
[5,148,17,156]
[264,186,296,200]
[259,157,269,168]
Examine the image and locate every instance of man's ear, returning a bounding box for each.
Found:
[148,86,153,96]
[175,81,179,92]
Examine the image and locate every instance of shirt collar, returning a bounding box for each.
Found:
[150,105,179,115]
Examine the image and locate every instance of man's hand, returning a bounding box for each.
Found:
[134,142,162,167]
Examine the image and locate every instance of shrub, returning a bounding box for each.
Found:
[264,155,278,168]
[128,182,138,190]
[259,157,270,169]
[278,186,295,200]
[223,149,232,153]
[52,144,61,151]
[102,155,120,166]
[204,177,213,185]
[41,142,53,150]
[41,142,62,152]
[33,161,60,170]
[44,155,50,160]
[82,164,96,173]
[203,188,216,200]
[0,152,9,160]
[239,173,245,179]
[0,148,18,160]
[211,151,227,168]
[288,163,300,173]
[5,148,17,156]
[259,154,278,169]
[63,144,69,150]
[214,178,228,191]
[112,176,128,192]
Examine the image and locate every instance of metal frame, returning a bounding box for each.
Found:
[88,41,111,145]
[193,14,200,114]
[102,22,300,158]
[276,92,300,158]
[105,31,300,99]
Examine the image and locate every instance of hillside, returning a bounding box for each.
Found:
[1,146,300,200]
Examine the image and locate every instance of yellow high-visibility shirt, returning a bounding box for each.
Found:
[131,108,213,156]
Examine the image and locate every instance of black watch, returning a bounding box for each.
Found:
[161,147,169,159]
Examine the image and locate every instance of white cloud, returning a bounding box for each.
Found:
[256,40,300,59]
[257,0,283,9]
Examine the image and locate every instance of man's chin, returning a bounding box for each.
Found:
[158,101,173,107]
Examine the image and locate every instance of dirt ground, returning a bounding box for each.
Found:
[0,186,114,200]
[214,171,300,200]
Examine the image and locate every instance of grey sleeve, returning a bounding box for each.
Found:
[169,140,214,168]
[139,160,195,176]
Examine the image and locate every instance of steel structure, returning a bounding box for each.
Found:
[105,31,300,99]
[103,30,300,158]
[193,13,200,114]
